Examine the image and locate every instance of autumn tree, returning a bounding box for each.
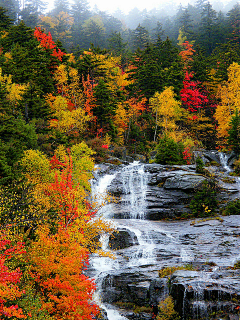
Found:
[149,87,182,141]
[215,62,240,147]
[0,232,26,319]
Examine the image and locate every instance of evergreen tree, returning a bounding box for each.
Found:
[127,38,183,100]
[228,110,240,154]
[227,3,240,44]
[70,0,90,25]
[131,24,150,51]
[93,79,116,135]
[0,0,20,22]
[107,32,127,56]
[0,7,13,29]
[198,2,217,54]
[29,0,46,13]
[20,5,38,28]
[83,16,106,48]
[152,21,165,42]
[179,8,194,41]
[52,0,70,16]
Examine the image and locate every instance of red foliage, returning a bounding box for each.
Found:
[183,147,191,165]
[0,238,26,318]
[101,145,108,149]
[50,155,67,170]
[180,72,209,113]
[48,151,94,228]
[188,115,198,121]
[34,27,65,61]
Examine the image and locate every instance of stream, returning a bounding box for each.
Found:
[89,160,240,320]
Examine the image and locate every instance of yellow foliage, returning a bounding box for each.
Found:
[215,62,240,143]
[157,296,180,320]
[39,12,73,40]
[103,133,112,147]
[4,52,12,62]
[0,68,28,104]
[67,53,76,63]
[114,103,128,145]
[47,95,89,135]
[150,87,182,133]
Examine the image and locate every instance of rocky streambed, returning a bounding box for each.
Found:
[89,153,240,320]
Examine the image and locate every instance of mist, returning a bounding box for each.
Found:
[46,0,237,15]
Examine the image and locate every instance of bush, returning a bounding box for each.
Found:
[157,296,180,320]
[233,157,240,176]
[196,156,204,174]
[222,198,240,215]
[190,180,218,217]
[155,136,184,165]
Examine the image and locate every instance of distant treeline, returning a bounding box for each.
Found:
[1,0,240,55]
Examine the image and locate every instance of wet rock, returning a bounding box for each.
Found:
[149,279,168,309]
[107,173,125,196]
[163,173,206,191]
[108,229,139,250]
[94,309,108,320]
[170,269,240,319]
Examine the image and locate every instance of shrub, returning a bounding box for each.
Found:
[190,180,218,217]
[222,198,240,215]
[233,157,240,176]
[157,296,180,320]
[196,156,204,174]
[155,136,184,165]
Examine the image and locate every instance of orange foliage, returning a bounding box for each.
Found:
[179,41,195,69]
[82,75,96,117]
[28,226,98,320]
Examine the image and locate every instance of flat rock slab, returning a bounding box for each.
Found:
[164,173,206,190]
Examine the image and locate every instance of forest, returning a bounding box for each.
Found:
[1,0,240,318]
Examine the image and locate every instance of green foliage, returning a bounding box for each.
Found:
[190,180,218,217]
[86,137,109,163]
[158,265,195,278]
[155,135,184,165]
[233,260,240,269]
[18,287,55,319]
[227,110,240,154]
[222,198,240,216]
[196,156,205,173]
[0,115,38,184]
[233,157,240,176]
[0,6,13,29]
[157,296,180,320]
[0,181,47,228]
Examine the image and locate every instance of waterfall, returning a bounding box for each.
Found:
[121,161,148,219]
[89,162,240,320]
[219,152,231,172]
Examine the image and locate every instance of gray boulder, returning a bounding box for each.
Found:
[163,173,207,191]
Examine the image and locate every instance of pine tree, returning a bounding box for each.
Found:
[107,32,127,56]
[131,24,150,51]
[179,8,194,41]
[198,2,217,54]
[0,0,20,22]
[0,7,13,29]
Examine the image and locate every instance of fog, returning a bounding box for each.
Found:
[46,0,236,15]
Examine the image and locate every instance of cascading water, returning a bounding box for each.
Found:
[89,160,240,320]
[219,152,231,172]
[120,162,148,219]
[219,152,240,190]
